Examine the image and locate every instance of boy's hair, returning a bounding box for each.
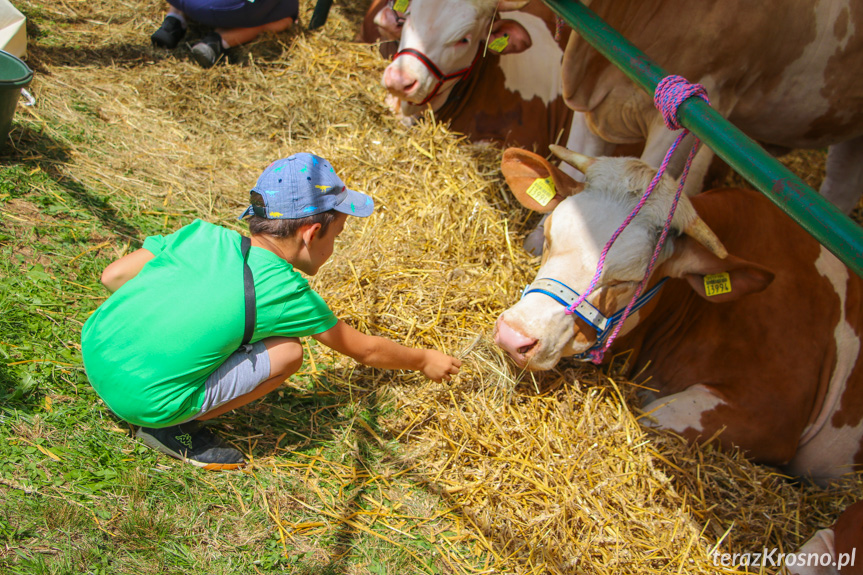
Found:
[247,210,339,239]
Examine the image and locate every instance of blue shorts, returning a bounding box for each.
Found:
[179,340,271,423]
[168,0,299,28]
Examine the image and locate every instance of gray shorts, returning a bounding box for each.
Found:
[179,340,271,423]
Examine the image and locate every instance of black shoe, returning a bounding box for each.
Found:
[151,15,186,49]
[191,33,225,68]
[136,422,246,470]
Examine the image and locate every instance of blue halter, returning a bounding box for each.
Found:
[521,277,668,360]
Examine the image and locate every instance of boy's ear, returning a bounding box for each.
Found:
[300,222,323,244]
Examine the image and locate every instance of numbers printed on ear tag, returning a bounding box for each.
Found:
[393,0,409,12]
[525,177,556,207]
[489,34,509,53]
[704,272,732,297]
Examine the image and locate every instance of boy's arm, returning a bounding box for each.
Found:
[312,320,461,383]
[100,248,155,293]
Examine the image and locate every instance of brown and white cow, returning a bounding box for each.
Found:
[493,146,862,573]
[561,0,863,211]
[376,0,608,160]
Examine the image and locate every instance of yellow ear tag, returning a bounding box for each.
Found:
[393,0,409,12]
[525,177,556,207]
[489,34,509,53]
[703,272,732,297]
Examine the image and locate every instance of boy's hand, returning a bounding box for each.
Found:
[313,321,461,381]
[422,350,462,382]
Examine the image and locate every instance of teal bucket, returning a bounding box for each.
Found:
[0,50,32,148]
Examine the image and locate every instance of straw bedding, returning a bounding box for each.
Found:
[15,0,863,572]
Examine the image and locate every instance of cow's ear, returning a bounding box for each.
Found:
[501,148,584,213]
[488,19,531,55]
[663,236,775,303]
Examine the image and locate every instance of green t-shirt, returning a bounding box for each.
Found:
[81,220,337,426]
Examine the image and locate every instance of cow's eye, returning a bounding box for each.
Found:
[457,37,470,45]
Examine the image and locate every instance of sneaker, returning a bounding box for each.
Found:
[151,15,186,49]
[136,422,246,470]
[191,33,225,68]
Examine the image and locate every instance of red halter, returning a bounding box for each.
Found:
[393,47,482,106]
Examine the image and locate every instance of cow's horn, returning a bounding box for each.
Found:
[496,0,531,11]
[549,144,596,174]
[684,217,728,259]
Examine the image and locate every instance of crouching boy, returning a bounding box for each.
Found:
[81,153,461,470]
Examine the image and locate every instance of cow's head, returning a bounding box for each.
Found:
[494,146,774,370]
[382,0,534,112]
[372,1,406,45]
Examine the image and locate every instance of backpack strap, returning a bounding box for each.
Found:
[240,236,256,348]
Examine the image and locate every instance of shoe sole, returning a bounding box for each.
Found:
[191,46,220,68]
[135,428,246,471]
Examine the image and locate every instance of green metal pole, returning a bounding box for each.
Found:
[544,0,863,278]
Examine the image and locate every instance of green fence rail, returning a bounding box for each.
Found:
[544,0,863,278]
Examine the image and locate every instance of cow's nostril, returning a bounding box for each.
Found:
[518,341,537,355]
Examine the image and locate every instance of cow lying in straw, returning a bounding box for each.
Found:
[492,146,862,574]
[559,0,863,211]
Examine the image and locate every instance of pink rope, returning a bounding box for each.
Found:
[554,16,564,42]
[654,75,709,130]
[565,75,709,364]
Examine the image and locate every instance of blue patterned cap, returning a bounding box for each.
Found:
[238,153,374,220]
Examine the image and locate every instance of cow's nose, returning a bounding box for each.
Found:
[374,7,402,40]
[494,317,538,364]
[383,66,418,97]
